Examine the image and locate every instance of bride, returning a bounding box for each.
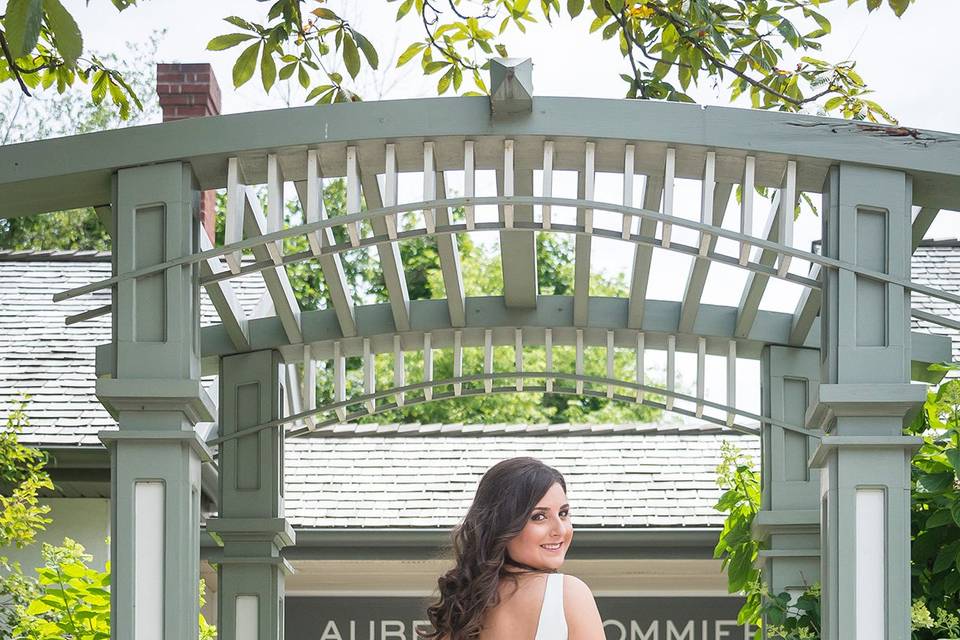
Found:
[420,457,606,639]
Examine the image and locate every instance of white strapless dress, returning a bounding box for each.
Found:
[534,573,568,640]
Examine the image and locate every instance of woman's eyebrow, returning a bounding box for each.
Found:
[532,504,570,511]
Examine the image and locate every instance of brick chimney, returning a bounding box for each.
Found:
[156,63,222,242]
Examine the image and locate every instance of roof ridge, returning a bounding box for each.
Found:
[0,249,112,261]
[917,238,960,248]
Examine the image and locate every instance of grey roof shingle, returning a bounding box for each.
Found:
[283,433,759,528]
[911,240,960,367]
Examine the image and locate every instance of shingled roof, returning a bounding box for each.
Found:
[0,242,956,529]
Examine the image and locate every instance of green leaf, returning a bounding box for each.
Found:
[298,63,310,90]
[396,0,414,20]
[927,508,954,528]
[223,16,255,31]
[917,472,954,494]
[279,62,296,81]
[567,0,584,17]
[397,41,425,67]
[589,0,608,17]
[437,67,456,94]
[260,45,277,92]
[5,0,44,58]
[311,7,339,20]
[933,540,960,573]
[946,448,960,473]
[823,95,844,111]
[232,41,261,88]
[342,33,361,79]
[353,31,379,70]
[207,33,256,51]
[42,0,82,65]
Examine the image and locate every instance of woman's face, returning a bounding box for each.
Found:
[505,482,573,571]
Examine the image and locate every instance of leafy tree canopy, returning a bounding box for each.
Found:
[0,0,916,122]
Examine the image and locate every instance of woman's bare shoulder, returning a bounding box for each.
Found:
[562,574,605,640]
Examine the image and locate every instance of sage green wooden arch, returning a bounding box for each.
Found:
[1,58,957,640]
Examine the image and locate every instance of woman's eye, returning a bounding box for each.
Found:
[560,510,570,518]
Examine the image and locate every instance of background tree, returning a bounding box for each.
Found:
[0,1,915,121]
[0,34,161,251]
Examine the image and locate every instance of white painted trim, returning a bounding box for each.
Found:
[236,594,259,640]
[543,140,554,230]
[135,481,164,640]
[503,140,514,228]
[856,488,886,640]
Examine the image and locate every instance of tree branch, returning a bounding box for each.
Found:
[0,33,32,96]
[650,5,821,108]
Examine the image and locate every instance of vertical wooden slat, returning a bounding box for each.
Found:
[359,160,411,331]
[363,338,375,414]
[662,148,676,249]
[542,140,554,230]
[698,151,716,257]
[666,334,676,411]
[298,155,356,337]
[574,143,596,326]
[333,340,346,422]
[545,328,554,393]
[266,154,284,266]
[696,336,706,418]
[503,139,515,229]
[304,344,317,431]
[435,171,466,327]
[627,176,665,329]
[740,156,755,266]
[777,160,797,278]
[484,329,494,393]
[575,329,585,395]
[622,144,635,240]
[453,330,463,396]
[384,143,398,240]
[394,335,405,407]
[464,141,475,231]
[583,142,596,233]
[515,328,523,392]
[726,340,737,426]
[225,157,244,274]
[345,146,361,247]
[636,332,645,404]
[606,330,615,399]
[305,150,324,255]
[424,332,434,401]
[423,142,437,234]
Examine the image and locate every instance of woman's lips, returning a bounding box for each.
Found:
[540,542,563,552]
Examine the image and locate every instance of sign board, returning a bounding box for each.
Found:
[286,596,757,640]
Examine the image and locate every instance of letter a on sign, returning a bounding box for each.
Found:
[320,620,344,640]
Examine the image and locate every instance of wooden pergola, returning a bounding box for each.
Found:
[1,59,958,640]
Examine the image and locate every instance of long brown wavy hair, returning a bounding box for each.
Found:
[420,457,567,640]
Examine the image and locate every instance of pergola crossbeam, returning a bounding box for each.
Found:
[734,192,783,338]
[679,151,732,333]
[294,151,356,337]
[435,170,466,327]
[359,151,411,332]
[911,206,940,251]
[197,233,250,352]
[238,181,302,344]
[627,175,665,328]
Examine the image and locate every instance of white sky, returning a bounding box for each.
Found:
[56,0,960,416]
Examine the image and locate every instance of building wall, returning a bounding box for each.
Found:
[4,498,110,574]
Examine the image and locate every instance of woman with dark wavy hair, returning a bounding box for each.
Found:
[421,457,605,639]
